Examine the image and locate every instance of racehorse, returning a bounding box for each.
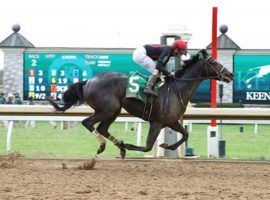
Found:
[46,49,234,159]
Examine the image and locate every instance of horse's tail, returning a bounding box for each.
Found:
[46,80,87,112]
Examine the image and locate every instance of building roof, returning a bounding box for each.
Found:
[207,33,240,50]
[0,24,34,48]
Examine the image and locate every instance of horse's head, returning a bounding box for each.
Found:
[199,49,234,83]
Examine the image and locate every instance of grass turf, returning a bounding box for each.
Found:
[0,121,269,160]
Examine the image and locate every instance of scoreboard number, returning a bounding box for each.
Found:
[38,70,43,76]
[35,93,46,100]
[31,59,37,67]
[35,85,46,92]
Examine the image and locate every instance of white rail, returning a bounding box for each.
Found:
[0,105,269,153]
[0,105,269,120]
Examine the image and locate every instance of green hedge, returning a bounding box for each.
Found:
[193,102,244,108]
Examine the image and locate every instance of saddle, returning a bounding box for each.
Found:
[126,71,157,120]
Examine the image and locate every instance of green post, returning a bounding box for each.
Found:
[219,140,226,158]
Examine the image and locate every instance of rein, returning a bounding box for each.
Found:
[170,55,224,106]
[172,77,185,108]
[173,56,223,81]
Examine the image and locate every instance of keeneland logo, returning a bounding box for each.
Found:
[246,92,270,100]
[246,65,270,88]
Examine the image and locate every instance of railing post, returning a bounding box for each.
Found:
[136,122,142,147]
[7,121,14,151]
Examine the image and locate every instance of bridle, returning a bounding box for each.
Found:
[173,54,226,81]
[204,56,226,81]
[171,53,226,107]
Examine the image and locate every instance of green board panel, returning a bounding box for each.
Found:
[233,54,270,104]
[191,80,210,103]
[23,51,210,102]
[23,52,147,100]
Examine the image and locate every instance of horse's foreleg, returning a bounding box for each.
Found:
[159,121,189,150]
[124,122,163,152]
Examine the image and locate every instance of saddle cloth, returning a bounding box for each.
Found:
[125,71,149,102]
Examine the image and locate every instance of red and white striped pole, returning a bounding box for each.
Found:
[211,7,218,126]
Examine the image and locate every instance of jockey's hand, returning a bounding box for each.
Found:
[156,65,169,76]
[165,71,175,80]
[160,69,170,76]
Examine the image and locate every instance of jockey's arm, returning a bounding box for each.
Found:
[155,47,171,75]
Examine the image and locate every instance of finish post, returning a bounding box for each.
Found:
[211,7,218,126]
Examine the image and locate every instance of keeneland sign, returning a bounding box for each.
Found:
[246,92,270,101]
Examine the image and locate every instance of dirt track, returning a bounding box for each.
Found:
[0,156,270,200]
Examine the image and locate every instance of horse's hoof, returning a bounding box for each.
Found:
[116,141,126,159]
[114,140,126,159]
[120,149,126,159]
[159,143,169,149]
[97,143,106,154]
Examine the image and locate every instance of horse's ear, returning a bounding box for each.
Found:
[199,49,209,59]
[192,53,200,61]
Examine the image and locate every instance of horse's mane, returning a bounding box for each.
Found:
[174,52,201,78]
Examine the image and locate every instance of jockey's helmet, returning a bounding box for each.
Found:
[172,39,187,56]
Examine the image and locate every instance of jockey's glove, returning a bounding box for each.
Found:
[156,65,169,76]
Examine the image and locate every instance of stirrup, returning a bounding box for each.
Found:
[143,96,154,121]
[143,88,158,97]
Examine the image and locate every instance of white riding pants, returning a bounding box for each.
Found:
[133,46,158,75]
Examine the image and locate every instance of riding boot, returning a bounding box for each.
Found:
[143,74,159,97]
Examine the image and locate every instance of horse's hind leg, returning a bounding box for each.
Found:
[82,113,100,132]
[96,110,126,159]
[159,121,189,150]
[124,122,163,152]
[82,112,108,154]
[83,94,124,156]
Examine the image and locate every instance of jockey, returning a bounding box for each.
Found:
[133,39,188,97]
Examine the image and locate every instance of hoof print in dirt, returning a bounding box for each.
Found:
[62,163,68,169]
[75,158,96,170]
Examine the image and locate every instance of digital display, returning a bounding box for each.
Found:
[23,52,146,100]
